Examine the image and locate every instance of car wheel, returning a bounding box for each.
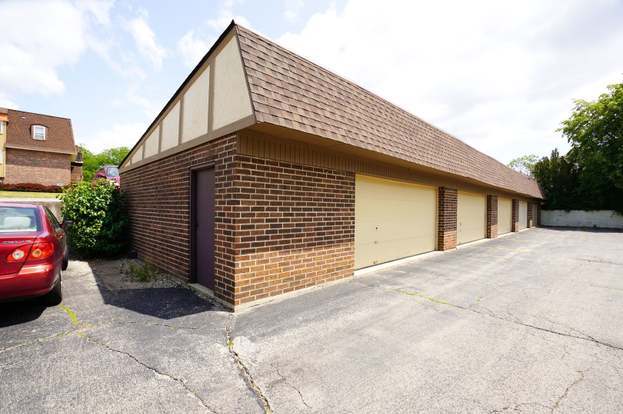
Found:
[62,255,69,271]
[46,274,63,306]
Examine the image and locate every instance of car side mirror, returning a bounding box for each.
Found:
[62,220,74,230]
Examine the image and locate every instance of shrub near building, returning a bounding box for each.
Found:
[60,181,129,257]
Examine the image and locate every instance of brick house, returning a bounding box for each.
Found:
[120,22,543,310]
[0,108,81,187]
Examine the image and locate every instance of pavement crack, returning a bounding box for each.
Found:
[112,319,201,331]
[0,331,72,355]
[226,315,273,414]
[576,257,623,266]
[551,370,586,413]
[81,333,218,414]
[489,401,551,413]
[589,283,623,292]
[274,365,311,410]
[389,286,623,352]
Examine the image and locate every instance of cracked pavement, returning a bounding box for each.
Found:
[1,228,623,413]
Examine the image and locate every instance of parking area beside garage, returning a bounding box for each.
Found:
[1,228,622,413]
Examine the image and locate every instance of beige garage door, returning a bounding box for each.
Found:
[458,191,486,244]
[518,200,528,230]
[355,175,436,269]
[498,197,512,234]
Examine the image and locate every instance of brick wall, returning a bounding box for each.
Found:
[121,135,238,305]
[70,164,83,183]
[511,199,519,232]
[437,187,457,250]
[527,202,534,228]
[487,195,498,238]
[5,148,71,186]
[232,155,355,306]
[122,136,356,307]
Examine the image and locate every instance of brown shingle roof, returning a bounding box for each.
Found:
[6,109,76,155]
[235,25,542,199]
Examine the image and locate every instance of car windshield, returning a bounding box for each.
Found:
[0,207,41,233]
[106,167,119,177]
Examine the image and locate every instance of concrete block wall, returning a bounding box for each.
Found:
[541,210,623,229]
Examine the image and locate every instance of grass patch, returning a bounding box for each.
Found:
[0,191,60,199]
[126,261,159,282]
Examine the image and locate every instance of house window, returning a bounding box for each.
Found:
[32,125,47,140]
[0,122,5,134]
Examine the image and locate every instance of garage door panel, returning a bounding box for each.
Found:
[355,175,436,269]
[458,191,486,244]
[498,197,512,234]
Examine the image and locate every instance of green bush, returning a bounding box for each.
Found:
[60,181,129,257]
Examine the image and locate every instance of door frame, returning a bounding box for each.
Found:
[190,162,215,285]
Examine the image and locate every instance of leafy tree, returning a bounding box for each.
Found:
[79,146,129,181]
[532,82,623,212]
[532,150,579,210]
[508,154,539,176]
[560,83,623,210]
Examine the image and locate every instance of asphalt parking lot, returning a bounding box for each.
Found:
[1,228,622,413]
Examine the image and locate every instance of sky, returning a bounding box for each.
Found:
[1,0,622,164]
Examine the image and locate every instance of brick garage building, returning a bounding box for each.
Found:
[120,22,543,310]
[0,108,81,187]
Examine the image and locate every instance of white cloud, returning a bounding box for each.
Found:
[77,121,147,152]
[177,0,251,67]
[0,0,116,105]
[125,15,167,68]
[283,0,304,22]
[77,0,115,25]
[0,93,19,109]
[279,0,623,163]
[88,36,147,80]
[177,31,214,67]
[0,0,90,98]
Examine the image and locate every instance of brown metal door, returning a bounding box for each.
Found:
[192,167,215,289]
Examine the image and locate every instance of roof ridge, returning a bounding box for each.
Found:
[234,24,531,185]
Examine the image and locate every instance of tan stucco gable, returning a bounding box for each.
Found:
[120,23,255,171]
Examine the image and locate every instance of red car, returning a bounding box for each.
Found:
[94,165,120,187]
[0,204,69,305]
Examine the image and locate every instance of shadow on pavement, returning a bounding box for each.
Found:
[87,259,222,319]
[0,299,47,327]
[98,286,218,319]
